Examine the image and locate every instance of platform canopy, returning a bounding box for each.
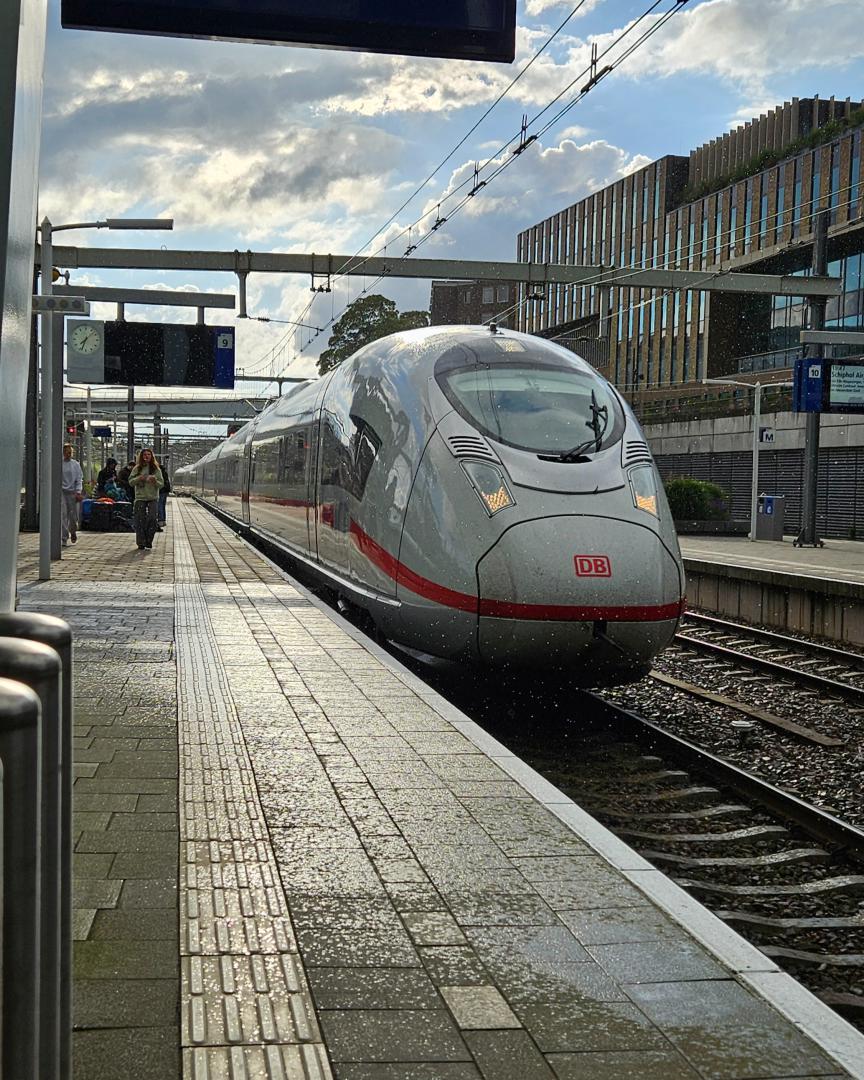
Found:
[60,0,517,62]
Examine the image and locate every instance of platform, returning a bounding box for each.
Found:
[678,536,864,645]
[679,536,864,588]
[15,502,864,1079]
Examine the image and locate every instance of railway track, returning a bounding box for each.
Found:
[539,696,864,1023]
[674,612,864,706]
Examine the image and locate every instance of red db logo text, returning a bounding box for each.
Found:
[574,555,611,577]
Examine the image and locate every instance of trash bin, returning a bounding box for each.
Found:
[755,494,785,540]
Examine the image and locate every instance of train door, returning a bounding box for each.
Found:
[309,379,328,563]
[240,423,255,524]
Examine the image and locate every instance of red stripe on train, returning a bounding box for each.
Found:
[349,521,683,622]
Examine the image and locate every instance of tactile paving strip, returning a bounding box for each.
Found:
[174,513,331,1076]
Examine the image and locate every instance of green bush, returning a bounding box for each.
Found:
[664,477,730,521]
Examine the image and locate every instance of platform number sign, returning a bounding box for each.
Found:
[794,356,864,414]
[213,328,235,390]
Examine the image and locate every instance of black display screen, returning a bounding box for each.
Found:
[61,0,517,62]
[102,322,234,388]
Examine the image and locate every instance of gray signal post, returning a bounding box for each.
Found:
[796,210,829,548]
[36,218,173,582]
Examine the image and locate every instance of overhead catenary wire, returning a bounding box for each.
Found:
[251,0,688,376]
[286,0,692,368]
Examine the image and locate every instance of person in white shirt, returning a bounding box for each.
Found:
[61,443,84,547]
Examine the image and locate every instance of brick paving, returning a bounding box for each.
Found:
[14,500,858,1080]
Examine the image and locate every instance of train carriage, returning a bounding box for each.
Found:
[182,325,685,684]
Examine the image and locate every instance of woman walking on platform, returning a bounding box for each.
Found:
[129,447,163,551]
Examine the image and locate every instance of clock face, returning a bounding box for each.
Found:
[70,324,102,355]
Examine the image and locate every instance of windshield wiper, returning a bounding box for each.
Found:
[557,390,609,462]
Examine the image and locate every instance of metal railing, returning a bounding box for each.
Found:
[0,613,73,1080]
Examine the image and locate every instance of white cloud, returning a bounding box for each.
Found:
[525,0,603,16]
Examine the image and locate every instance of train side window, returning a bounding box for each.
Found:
[321,413,351,491]
[350,415,381,499]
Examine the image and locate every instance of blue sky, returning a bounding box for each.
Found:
[42,0,864,396]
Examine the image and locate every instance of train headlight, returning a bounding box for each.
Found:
[462,461,515,516]
[629,465,658,516]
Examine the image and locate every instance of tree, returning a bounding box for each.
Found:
[317,294,430,375]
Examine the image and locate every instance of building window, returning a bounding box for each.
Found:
[776,167,785,243]
[791,157,803,238]
[714,196,723,264]
[759,176,768,247]
[729,199,738,258]
[482,286,494,304]
[744,178,753,253]
[829,141,841,225]
[675,211,683,266]
[810,149,822,227]
[497,285,509,302]
[700,204,709,269]
[850,132,861,219]
[687,212,696,269]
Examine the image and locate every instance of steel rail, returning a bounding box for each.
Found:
[672,632,864,704]
[587,693,864,858]
[683,612,864,669]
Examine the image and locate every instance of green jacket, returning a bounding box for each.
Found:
[129,465,164,501]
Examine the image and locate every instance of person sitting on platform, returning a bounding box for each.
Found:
[128,447,164,551]
[95,457,118,496]
[117,461,136,503]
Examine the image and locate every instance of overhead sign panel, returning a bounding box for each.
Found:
[60,0,517,62]
[827,359,864,412]
[793,357,864,414]
[66,320,235,388]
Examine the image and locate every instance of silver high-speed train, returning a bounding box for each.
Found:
[176,325,684,684]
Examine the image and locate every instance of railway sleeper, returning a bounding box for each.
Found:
[597,804,751,822]
[717,910,864,936]
[761,944,864,968]
[676,874,864,898]
[642,847,830,869]
[616,825,788,844]
[818,991,864,1017]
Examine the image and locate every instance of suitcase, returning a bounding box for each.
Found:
[87,502,116,532]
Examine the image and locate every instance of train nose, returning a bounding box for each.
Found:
[475,515,683,678]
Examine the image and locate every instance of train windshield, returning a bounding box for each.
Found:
[438,362,623,456]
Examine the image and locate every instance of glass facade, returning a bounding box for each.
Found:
[517,103,864,391]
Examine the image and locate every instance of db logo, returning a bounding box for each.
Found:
[574,555,612,577]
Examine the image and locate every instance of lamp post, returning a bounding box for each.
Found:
[37,217,173,581]
[703,377,793,542]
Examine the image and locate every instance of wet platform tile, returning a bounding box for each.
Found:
[626,979,839,1079]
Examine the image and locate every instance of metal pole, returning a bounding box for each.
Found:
[38,220,54,580]
[85,386,92,487]
[0,638,62,1080]
[237,270,248,317]
[0,613,73,1080]
[24,299,40,530]
[749,382,762,542]
[0,676,42,1080]
[197,306,205,325]
[797,209,829,547]
[126,387,135,461]
[50,312,64,561]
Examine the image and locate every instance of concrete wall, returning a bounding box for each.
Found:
[645,411,864,457]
